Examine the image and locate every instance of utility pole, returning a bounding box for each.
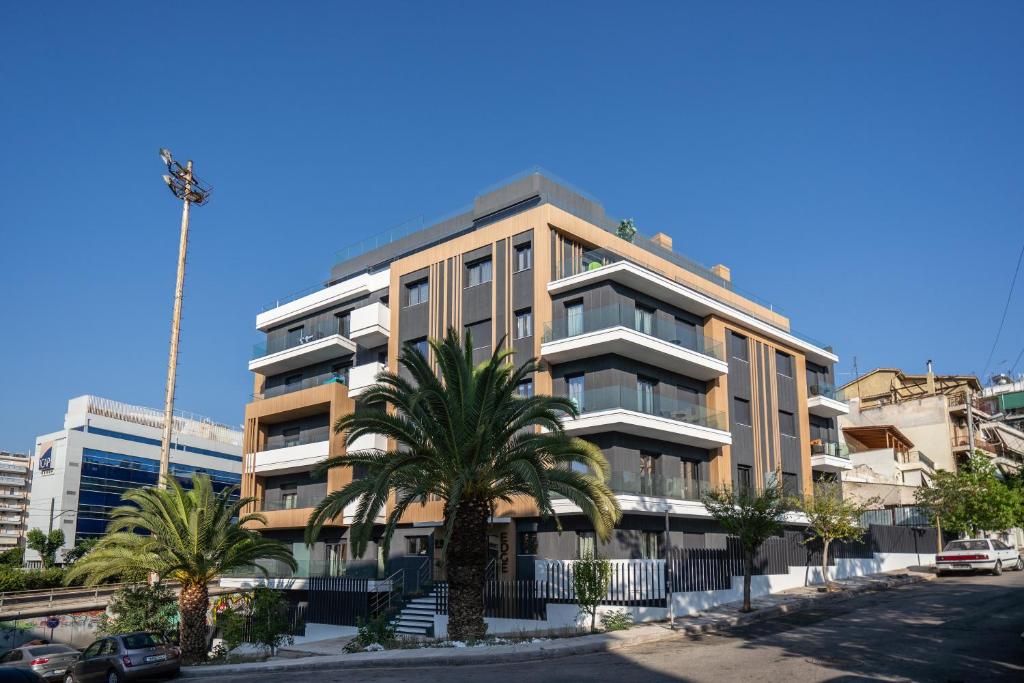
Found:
[157,149,211,488]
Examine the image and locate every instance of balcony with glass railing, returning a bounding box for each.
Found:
[809,441,853,472]
[807,384,849,418]
[249,317,357,376]
[560,384,731,449]
[541,303,727,381]
[609,471,709,501]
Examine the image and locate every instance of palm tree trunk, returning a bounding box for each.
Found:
[446,498,489,642]
[178,581,210,662]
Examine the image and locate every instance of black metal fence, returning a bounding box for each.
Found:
[434,580,548,620]
[306,577,372,626]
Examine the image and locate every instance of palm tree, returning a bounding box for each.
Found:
[305,328,621,641]
[65,473,296,661]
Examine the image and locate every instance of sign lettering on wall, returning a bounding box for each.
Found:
[37,442,53,472]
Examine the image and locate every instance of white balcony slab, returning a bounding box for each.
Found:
[562,409,732,450]
[249,335,357,376]
[257,270,390,331]
[807,394,850,418]
[348,433,388,453]
[348,362,387,397]
[349,302,391,348]
[541,327,727,381]
[548,261,838,366]
[253,441,330,475]
[551,496,809,524]
[810,454,853,473]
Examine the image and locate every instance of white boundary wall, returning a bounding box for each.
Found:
[432,551,935,638]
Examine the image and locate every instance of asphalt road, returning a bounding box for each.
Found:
[200,571,1024,683]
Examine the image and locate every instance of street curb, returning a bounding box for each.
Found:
[181,572,933,677]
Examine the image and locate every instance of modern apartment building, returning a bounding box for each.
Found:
[241,170,847,581]
[0,451,31,549]
[28,395,242,563]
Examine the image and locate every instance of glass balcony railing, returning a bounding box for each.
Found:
[810,442,850,458]
[263,425,331,452]
[609,471,709,500]
[564,385,727,431]
[808,384,846,401]
[542,303,724,361]
[253,374,347,401]
[252,317,353,360]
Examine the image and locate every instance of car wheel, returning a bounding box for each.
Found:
[1015,557,1024,571]
[992,560,1003,576]
[936,569,946,577]
[107,670,123,683]
[64,674,75,683]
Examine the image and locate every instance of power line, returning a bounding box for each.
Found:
[981,239,1024,380]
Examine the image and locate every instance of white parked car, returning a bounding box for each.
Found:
[935,538,1023,576]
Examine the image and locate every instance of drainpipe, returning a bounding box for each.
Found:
[665,504,674,628]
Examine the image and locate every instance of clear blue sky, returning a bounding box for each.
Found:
[1,2,1022,449]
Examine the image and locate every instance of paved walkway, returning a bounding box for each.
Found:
[184,568,934,677]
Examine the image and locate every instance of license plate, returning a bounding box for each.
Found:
[953,563,971,568]
[145,654,168,663]
[52,670,65,676]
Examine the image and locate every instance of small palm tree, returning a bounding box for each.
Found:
[65,474,296,661]
[305,328,621,641]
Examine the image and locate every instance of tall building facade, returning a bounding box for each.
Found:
[29,395,242,563]
[242,171,846,580]
[0,451,31,550]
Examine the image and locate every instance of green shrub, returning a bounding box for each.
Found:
[0,567,66,592]
[343,614,396,652]
[216,588,295,654]
[600,609,634,632]
[98,584,179,643]
[0,547,24,567]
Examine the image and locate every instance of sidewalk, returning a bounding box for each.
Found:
[182,567,935,678]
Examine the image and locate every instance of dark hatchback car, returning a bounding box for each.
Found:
[63,633,179,683]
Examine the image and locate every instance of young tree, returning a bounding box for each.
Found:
[916,453,1019,536]
[98,583,179,643]
[306,329,621,642]
[26,529,64,568]
[65,474,296,662]
[702,476,789,612]
[572,553,612,633]
[796,482,877,589]
[61,538,98,566]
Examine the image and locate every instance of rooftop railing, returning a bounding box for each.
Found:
[564,385,727,431]
[542,302,724,361]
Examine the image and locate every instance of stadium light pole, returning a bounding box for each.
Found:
[157,148,211,489]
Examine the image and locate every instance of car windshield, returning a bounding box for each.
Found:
[944,540,989,551]
[121,633,164,649]
[27,645,77,656]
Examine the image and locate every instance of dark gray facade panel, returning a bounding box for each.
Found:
[806,360,835,390]
[462,283,492,328]
[780,435,802,479]
[262,471,328,510]
[776,374,797,412]
[730,424,755,469]
[550,354,707,407]
[809,415,837,442]
[398,268,430,343]
[264,413,330,450]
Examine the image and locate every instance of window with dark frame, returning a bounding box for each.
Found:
[516,380,534,398]
[640,531,663,560]
[737,464,753,494]
[782,471,799,496]
[518,531,538,555]
[634,304,654,336]
[775,351,794,378]
[576,531,596,559]
[281,483,298,510]
[406,535,430,556]
[566,301,584,337]
[282,427,300,448]
[729,332,749,361]
[337,310,352,337]
[779,410,797,437]
[406,279,429,306]
[409,337,429,358]
[466,258,493,287]
[514,308,533,339]
[567,374,585,411]
[733,397,752,426]
[515,243,532,272]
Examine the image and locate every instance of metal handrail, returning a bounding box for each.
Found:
[369,568,405,615]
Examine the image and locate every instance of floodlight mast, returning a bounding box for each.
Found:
[156,148,210,489]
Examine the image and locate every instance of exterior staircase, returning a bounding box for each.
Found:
[391,588,438,638]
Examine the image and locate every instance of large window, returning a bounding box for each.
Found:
[576,531,596,559]
[733,397,752,426]
[410,337,428,357]
[282,427,300,448]
[515,243,532,272]
[405,535,430,556]
[566,301,583,337]
[640,451,657,496]
[466,258,493,287]
[281,483,297,510]
[465,319,491,350]
[516,380,534,398]
[736,464,752,494]
[637,377,655,414]
[286,325,304,347]
[337,310,352,337]
[406,279,428,306]
[729,332,749,361]
[640,531,662,560]
[776,351,794,378]
[634,305,654,336]
[567,374,585,412]
[518,531,538,555]
[779,410,797,437]
[782,471,799,496]
[515,308,533,339]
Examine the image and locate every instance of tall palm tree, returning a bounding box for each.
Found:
[305,328,621,641]
[65,473,296,661]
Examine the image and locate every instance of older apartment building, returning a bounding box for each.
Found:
[241,171,846,580]
[0,451,31,550]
